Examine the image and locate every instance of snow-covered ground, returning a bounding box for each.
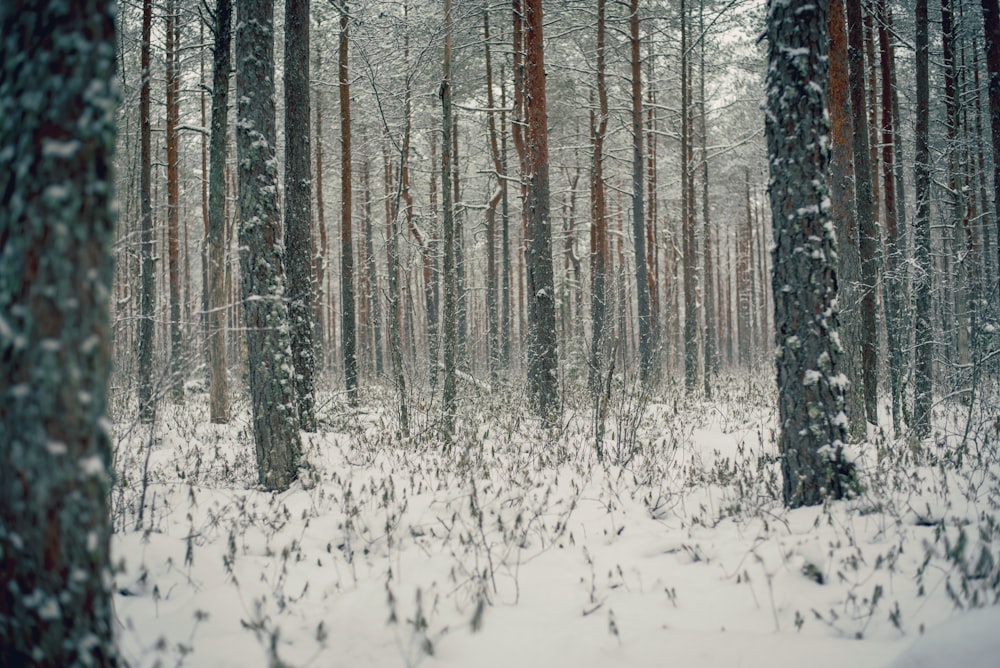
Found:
[109,376,1000,667]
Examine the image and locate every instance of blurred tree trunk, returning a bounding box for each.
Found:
[0,0,120,659]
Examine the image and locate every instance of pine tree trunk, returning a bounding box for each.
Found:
[207,0,232,423]
[700,0,717,394]
[0,2,120,661]
[629,0,652,382]
[522,0,559,417]
[139,0,156,422]
[914,0,934,438]
[589,0,610,399]
[235,0,302,490]
[314,39,328,369]
[846,0,879,427]
[339,1,358,401]
[166,0,184,401]
[681,0,700,390]
[442,0,458,435]
[766,0,852,507]
[284,0,316,430]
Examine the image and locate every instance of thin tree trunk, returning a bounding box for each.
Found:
[166,0,184,401]
[139,0,155,422]
[314,39,328,369]
[700,0,717,395]
[339,1,357,401]
[682,0,700,389]
[914,0,934,438]
[442,0,457,435]
[629,0,652,381]
[589,0,609,399]
[207,0,232,423]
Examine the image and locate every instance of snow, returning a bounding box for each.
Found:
[886,606,1000,668]
[109,386,1000,668]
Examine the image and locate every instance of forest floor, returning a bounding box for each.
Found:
[109,373,1000,667]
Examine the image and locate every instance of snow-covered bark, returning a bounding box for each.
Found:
[764,0,853,507]
[0,0,120,661]
[235,0,302,490]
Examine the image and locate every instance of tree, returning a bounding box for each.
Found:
[235,0,302,490]
[984,0,1000,298]
[521,0,559,417]
[913,0,934,438]
[846,0,879,427]
[442,0,458,435]
[285,0,317,431]
[589,0,610,398]
[166,0,184,401]
[206,0,232,424]
[629,0,652,382]
[681,0,700,391]
[139,0,156,421]
[0,0,120,661]
[339,0,358,402]
[765,0,853,507]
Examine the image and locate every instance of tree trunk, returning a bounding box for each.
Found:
[521,0,559,417]
[207,0,232,423]
[765,0,852,507]
[442,0,458,435]
[846,0,879,427]
[284,0,316,430]
[629,0,652,382]
[339,1,358,401]
[235,0,302,490]
[485,9,502,383]
[166,0,184,401]
[877,0,905,434]
[700,0,717,395]
[139,0,156,422]
[913,0,934,438]
[682,0,700,390]
[589,0,610,398]
[0,0,119,660]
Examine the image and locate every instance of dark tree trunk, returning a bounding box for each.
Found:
[314,39,329,369]
[681,0,700,390]
[589,0,609,398]
[700,0,716,395]
[914,0,934,438]
[521,0,559,417]
[629,0,652,382]
[442,0,458,435]
[284,0,316,430]
[765,0,853,507]
[235,0,302,490]
[207,0,232,424]
[339,1,358,401]
[139,0,156,422]
[846,0,879,427]
[166,0,184,401]
[877,0,905,435]
[485,9,502,383]
[0,0,120,660]
[829,0,864,439]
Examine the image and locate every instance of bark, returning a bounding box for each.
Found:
[829,0,864,439]
[339,2,358,401]
[846,0,879,427]
[765,0,853,507]
[235,0,302,490]
[485,10,502,382]
[284,0,316,430]
[207,0,232,423]
[0,0,120,659]
[314,39,328,369]
[589,0,610,398]
[522,0,559,417]
[682,0,700,390]
[629,0,652,382]
[442,0,458,435]
[914,0,934,438]
[877,0,905,434]
[166,0,184,401]
[700,0,717,395]
[139,0,155,422]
